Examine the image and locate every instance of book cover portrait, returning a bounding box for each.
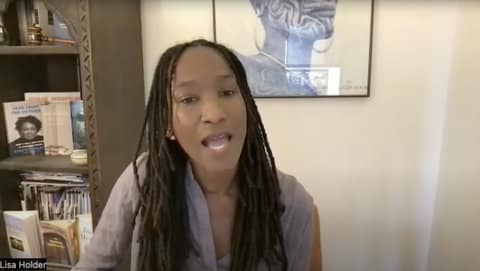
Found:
[3,101,45,156]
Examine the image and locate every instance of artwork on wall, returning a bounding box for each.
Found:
[213,0,374,98]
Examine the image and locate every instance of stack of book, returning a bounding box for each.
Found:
[3,210,93,268]
[2,170,93,267]
[2,92,87,157]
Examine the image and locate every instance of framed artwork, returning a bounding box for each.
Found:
[213,0,374,98]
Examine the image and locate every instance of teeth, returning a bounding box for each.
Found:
[204,134,229,151]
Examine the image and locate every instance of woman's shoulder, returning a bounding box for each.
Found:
[277,170,313,206]
[276,170,314,230]
[276,170,315,267]
[109,152,148,202]
[116,152,148,180]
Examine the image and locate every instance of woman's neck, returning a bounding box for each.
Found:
[191,163,238,196]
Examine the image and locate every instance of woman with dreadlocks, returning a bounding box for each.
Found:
[74,39,321,271]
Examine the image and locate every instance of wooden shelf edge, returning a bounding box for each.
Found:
[0,155,88,174]
[0,45,79,55]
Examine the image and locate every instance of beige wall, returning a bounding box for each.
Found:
[140,0,479,270]
[428,2,480,271]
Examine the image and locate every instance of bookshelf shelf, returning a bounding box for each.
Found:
[0,46,79,55]
[0,155,87,174]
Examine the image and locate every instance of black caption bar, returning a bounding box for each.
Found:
[0,258,47,270]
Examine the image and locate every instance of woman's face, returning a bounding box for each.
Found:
[170,46,247,174]
[19,122,38,140]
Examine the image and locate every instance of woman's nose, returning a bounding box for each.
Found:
[201,97,227,124]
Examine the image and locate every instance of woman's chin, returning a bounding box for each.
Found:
[200,161,238,174]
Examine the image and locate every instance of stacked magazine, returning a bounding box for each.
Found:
[19,171,90,221]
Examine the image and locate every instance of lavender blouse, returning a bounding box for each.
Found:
[73,154,314,271]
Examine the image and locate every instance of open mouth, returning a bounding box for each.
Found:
[201,133,232,151]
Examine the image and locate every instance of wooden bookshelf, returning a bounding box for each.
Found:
[0,45,78,55]
[0,155,87,174]
[0,3,144,270]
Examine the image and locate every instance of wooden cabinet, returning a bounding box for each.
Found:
[0,1,145,268]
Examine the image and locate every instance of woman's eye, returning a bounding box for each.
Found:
[180,97,198,104]
[220,90,236,97]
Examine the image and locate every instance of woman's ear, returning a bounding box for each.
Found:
[166,129,176,140]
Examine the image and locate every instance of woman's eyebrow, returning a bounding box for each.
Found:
[173,74,236,94]
[216,74,235,81]
[174,80,196,90]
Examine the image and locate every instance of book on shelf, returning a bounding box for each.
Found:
[2,101,45,157]
[2,211,89,267]
[39,102,74,155]
[3,210,44,258]
[40,219,79,266]
[76,213,93,258]
[70,100,87,150]
[24,92,80,105]
[20,171,87,183]
[24,92,84,154]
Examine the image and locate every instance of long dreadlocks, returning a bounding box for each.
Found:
[132,39,288,271]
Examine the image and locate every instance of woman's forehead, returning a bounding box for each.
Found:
[174,46,233,80]
[22,122,35,127]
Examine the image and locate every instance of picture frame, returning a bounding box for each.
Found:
[212,0,375,98]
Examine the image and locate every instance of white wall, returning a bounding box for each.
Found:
[140,0,479,270]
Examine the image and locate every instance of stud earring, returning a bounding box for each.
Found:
[166,129,175,140]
